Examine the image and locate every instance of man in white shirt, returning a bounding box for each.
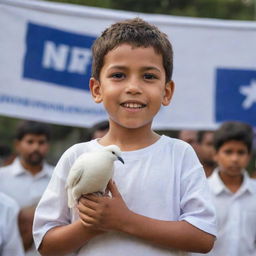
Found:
[0,120,54,256]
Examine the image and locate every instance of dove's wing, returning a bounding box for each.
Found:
[66,166,85,208]
[66,167,84,188]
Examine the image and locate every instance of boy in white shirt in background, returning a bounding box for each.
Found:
[192,121,256,256]
[33,18,216,256]
[0,192,25,256]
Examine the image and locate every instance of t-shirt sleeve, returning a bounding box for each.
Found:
[33,146,76,250]
[178,145,217,237]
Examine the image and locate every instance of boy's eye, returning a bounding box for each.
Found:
[111,73,125,79]
[224,149,232,155]
[237,150,247,156]
[144,73,157,80]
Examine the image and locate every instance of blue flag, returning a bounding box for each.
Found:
[215,68,256,126]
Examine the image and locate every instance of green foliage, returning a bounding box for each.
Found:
[45,0,255,20]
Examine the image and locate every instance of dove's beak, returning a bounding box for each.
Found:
[118,156,124,164]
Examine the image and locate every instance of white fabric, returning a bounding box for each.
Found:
[0,158,53,208]
[0,192,25,256]
[0,158,54,256]
[33,135,216,256]
[1,0,256,129]
[191,169,256,256]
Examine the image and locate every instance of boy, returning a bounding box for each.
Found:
[33,18,216,255]
[195,121,256,255]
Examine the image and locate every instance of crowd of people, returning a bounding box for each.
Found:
[0,17,255,256]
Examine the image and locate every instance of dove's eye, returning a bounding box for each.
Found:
[112,151,115,155]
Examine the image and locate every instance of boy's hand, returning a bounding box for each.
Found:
[77,180,131,232]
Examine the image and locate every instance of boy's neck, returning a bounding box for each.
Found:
[218,171,243,193]
[98,123,160,151]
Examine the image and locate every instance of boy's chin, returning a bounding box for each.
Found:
[221,168,244,177]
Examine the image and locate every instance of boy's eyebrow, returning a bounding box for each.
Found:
[108,65,161,73]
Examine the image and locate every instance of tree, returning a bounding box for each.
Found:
[46,0,255,20]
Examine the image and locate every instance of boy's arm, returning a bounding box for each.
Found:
[38,220,104,256]
[78,181,215,253]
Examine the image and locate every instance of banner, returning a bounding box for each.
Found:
[0,0,255,129]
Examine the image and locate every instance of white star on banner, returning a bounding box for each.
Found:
[239,80,256,109]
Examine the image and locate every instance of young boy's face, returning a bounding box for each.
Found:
[214,140,250,177]
[90,43,174,130]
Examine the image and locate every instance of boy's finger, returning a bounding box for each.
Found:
[107,180,121,198]
[82,194,101,203]
[79,197,98,209]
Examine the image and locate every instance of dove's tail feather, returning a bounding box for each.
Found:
[67,189,76,208]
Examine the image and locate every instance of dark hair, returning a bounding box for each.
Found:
[197,130,214,144]
[91,17,173,83]
[88,120,109,140]
[15,120,51,141]
[0,144,12,157]
[91,120,109,132]
[214,121,253,153]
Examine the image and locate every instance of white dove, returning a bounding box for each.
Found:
[66,145,124,208]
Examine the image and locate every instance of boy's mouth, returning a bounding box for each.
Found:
[120,102,146,109]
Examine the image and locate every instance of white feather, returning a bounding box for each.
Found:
[66,145,123,208]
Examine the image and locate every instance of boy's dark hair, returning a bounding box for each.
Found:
[15,120,51,141]
[214,121,253,153]
[92,17,173,83]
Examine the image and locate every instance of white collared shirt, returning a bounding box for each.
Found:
[0,192,25,256]
[0,158,53,208]
[191,169,256,256]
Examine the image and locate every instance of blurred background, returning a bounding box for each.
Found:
[0,0,255,172]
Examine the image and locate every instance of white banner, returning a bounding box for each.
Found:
[0,0,255,129]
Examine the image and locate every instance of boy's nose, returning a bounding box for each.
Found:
[125,80,142,94]
[230,153,239,162]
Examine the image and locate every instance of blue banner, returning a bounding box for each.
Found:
[23,22,96,91]
[215,68,256,126]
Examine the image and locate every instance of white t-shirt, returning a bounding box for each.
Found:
[0,158,54,256]
[0,192,25,256]
[33,136,216,256]
[191,169,256,256]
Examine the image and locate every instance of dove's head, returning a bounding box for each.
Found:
[104,145,124,164]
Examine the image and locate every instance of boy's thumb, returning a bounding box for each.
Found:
[108,180,121,198]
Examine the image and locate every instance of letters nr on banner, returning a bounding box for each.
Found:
[23,23,96,91]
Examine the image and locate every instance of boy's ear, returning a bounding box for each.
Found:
[162,80,175,106]
[90,77,103,103]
